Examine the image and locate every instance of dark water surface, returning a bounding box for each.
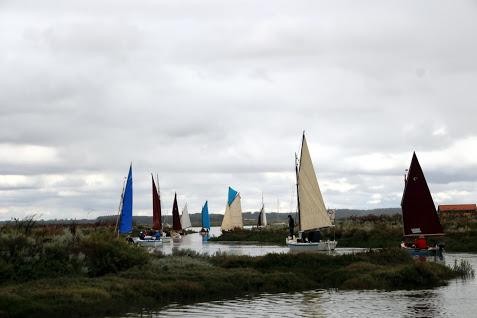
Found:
[121,227,476,317]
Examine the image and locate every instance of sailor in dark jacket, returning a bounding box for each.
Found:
[288,215,295,238]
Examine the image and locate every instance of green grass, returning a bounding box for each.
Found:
[0,221,474,318]
[0,247,471,318]
[209,226,289,245]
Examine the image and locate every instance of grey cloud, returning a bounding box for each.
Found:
[1,0,477,220]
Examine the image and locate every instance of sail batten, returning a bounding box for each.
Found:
[221,187,243,231]
[401,153,444,237]
[297,135,332,231]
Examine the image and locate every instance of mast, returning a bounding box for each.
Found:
[114,176,127,236]
[295,151,301,231]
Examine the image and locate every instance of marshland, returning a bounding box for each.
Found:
[0,217,475,318]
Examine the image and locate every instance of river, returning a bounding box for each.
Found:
[121,227,476,317]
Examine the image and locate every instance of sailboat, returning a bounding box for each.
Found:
[171,193,182,241]
[200,201,210,235]
[400,152,445,259]
[116,164,133,236]
[286,133,337,252]
[221,187,243,231]
[257,195,267,228]
[133,174,164,247]
[180,203,192,232]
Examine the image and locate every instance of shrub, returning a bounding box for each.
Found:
[79,233,148,276]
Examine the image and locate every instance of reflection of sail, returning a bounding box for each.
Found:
[221,187,243,231]
[298,134,332,231]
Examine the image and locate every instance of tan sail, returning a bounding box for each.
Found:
[221,194,243,231]
[298,135,332,231]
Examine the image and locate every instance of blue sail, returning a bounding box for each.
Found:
[201,201,210,229]
[227,187,238,206]
[119,165,133,234]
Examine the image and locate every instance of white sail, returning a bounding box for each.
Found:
[259,204,267,226]
[221,194,243,231]
[298,135,332,231]
[180,203,192,229]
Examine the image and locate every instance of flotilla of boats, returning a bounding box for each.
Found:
[115,133,447,258]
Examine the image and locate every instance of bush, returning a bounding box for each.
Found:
[79,233,149,276]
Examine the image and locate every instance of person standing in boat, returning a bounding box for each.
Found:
[288,215,295,238]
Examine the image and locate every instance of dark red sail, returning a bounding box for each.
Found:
[172,193,182,231]
[152,175,162,230]
[401,153,444,237]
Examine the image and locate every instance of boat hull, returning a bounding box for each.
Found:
[400,243,444,261]
[132,238,163,247]
[287,238,337,252]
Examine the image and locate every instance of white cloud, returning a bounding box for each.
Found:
[1,0,477,220]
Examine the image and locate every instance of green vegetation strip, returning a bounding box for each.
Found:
[0,221,473,318]
[211,215,477,252]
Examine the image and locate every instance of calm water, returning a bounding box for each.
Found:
[122,227,477,317]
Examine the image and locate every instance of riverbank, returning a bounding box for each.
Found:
[210,215,477,253]
[0,221,473,318]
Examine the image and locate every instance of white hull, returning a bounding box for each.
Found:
[133,238,163,247]
[287,238,337,252]
[161,237,172,243]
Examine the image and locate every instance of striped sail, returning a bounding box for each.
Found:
[221,187,243,231]
[298,134,332,231]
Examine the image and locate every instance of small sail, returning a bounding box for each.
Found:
[298,134,332,231]
[260,203,267,226]
[221,186,243,231]
[180,203,192,229]
[401,153,444,237]
[152,175,162,230]
[201,201,210,230]
[172,193,182,231]
[119,165,133,234]
[257,201,267,227]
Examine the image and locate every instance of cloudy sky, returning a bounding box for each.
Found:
[1,0,477,220]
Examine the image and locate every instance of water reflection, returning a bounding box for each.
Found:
[124,228,476,318]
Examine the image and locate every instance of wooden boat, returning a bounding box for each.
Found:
[134,174,164,246]
[400,153,445,260]
[257,194,267,228]
[199,201,210,235]
[286,133,337,252]
[171,193,182,242]
[180,203,192,232]
[115,164,133,236]
[221,187,243,231]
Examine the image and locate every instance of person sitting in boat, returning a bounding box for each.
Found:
[154,230,161,240]
[139,231,145,240]
[288,215,295,238]
[414,235,428,249]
